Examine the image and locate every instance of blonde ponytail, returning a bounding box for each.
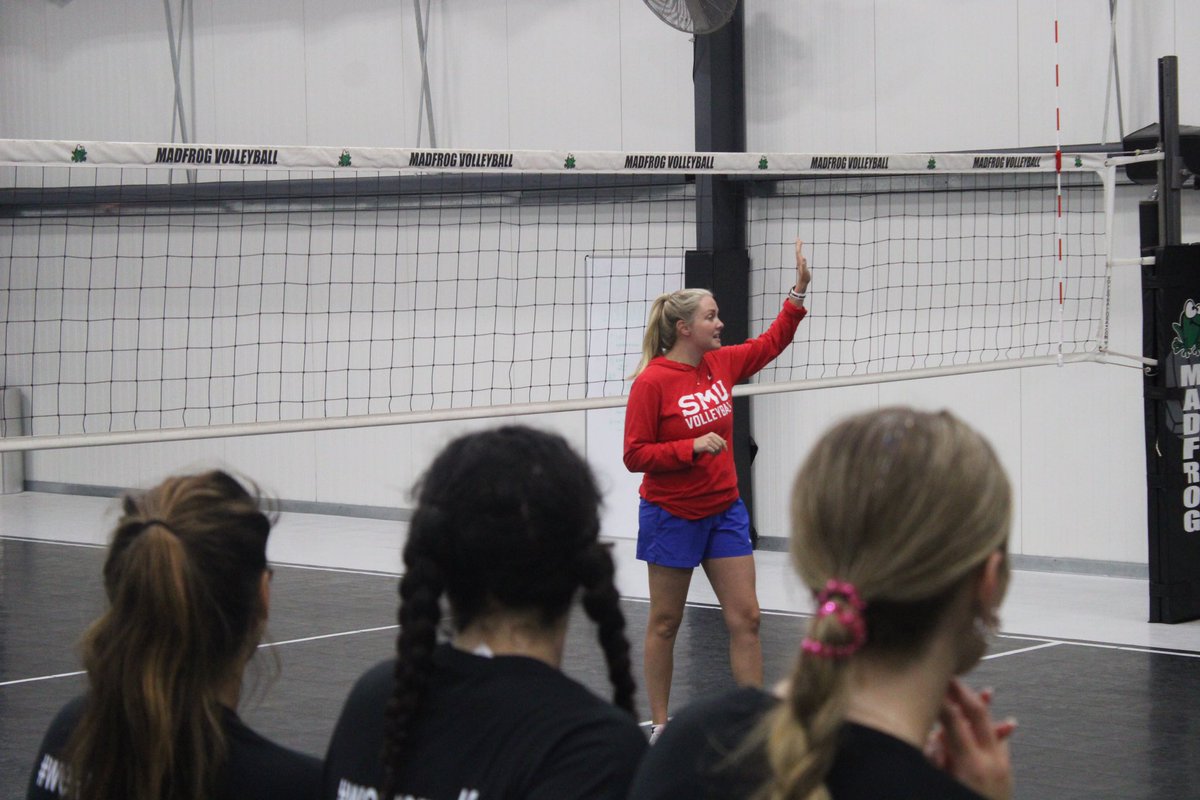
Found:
[629,288,712,379]
[752,408,1011,799]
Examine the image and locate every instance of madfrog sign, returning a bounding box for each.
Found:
[1144,243,1200,622]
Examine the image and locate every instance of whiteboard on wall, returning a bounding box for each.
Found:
[584,255,684,540]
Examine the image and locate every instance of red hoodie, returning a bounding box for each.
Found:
[623,300,807,520]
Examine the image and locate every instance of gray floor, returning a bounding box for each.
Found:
[3,492,1200,799]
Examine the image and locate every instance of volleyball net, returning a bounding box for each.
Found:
[0,140,1148,450]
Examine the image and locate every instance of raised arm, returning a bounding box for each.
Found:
[719,238,813,381]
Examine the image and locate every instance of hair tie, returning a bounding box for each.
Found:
[801,579,868,659]
[139,518,175,536]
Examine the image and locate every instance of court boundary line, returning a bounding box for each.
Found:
[261,625,398,648]
[9,537,1186,647]
[983,641,1063,659]
[0,534,105,549]
[0,670,86,688]
[0,536,404,578]
[993,631,1200,658]
[4,538,1199,691]
[269,560,400,578]
[6,619,1198,690]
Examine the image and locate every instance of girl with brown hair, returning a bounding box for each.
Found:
[26,470,319,800]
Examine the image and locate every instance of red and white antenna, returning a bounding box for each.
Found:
[1053,3,1065,365]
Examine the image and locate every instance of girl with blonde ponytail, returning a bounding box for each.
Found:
[26,471,320,800]
[628,408,1016,800]
[629,288,715,380]
[625,240,812,742]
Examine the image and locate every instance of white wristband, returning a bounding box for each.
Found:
[788,287,806,303]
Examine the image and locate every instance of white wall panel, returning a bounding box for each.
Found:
[422,2,512,148]
[874,1,1020,152]
[307,411,588,508]
[505,0,624,150]
[4,0,1197,151]
[878,371,1025,554]
[1121,0,1180,135]
[749,362,1145,565]
[744,0,877,153]
[1019,363,1146,563]
[1180,2,1200,126]
[301,3,410,147]
[313,421,473,507]
[1017,1,1113,147]
[202,0,311,144]
[26,438,228,490]
[750,384,881,541]
[27,445,140,488]
[222,431,318,500]
[0,4,54,139]
[125,439,229,487]
[1,0,180,142]
[756,374,1029,555]
[617,0,694,150]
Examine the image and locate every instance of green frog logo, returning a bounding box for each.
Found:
[1171,299,1200,357]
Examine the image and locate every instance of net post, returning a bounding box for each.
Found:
[686,249,754,539]
[1139,56,1199,623]
[1142,243,1200,623]
[1157,56,1183,247]
[693,5,760,542]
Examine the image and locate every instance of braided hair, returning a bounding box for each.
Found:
[382,426,636,789]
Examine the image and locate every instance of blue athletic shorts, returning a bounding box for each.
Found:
[636,498,752,568]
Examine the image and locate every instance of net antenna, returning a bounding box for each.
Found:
[642,0,737,35]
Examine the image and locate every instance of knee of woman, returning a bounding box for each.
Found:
[648,613,683,640]
[727,606,761,635]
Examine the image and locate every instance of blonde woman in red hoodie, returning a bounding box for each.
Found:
[624,239,812,742]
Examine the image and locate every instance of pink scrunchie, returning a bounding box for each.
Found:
[801,579,868,659]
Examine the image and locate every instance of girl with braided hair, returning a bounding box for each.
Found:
[26,471,320,800]
[322,425,646,800]
[628,407,1016,800]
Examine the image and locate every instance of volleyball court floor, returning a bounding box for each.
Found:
[2,491,1199,799]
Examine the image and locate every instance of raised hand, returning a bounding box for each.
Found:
[794,238,812,295]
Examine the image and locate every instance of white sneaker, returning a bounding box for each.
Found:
[648,723,666,745]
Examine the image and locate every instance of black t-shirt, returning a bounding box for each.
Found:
[322,644,648,800]
[26,695,320,800]
[628,687,986,800]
